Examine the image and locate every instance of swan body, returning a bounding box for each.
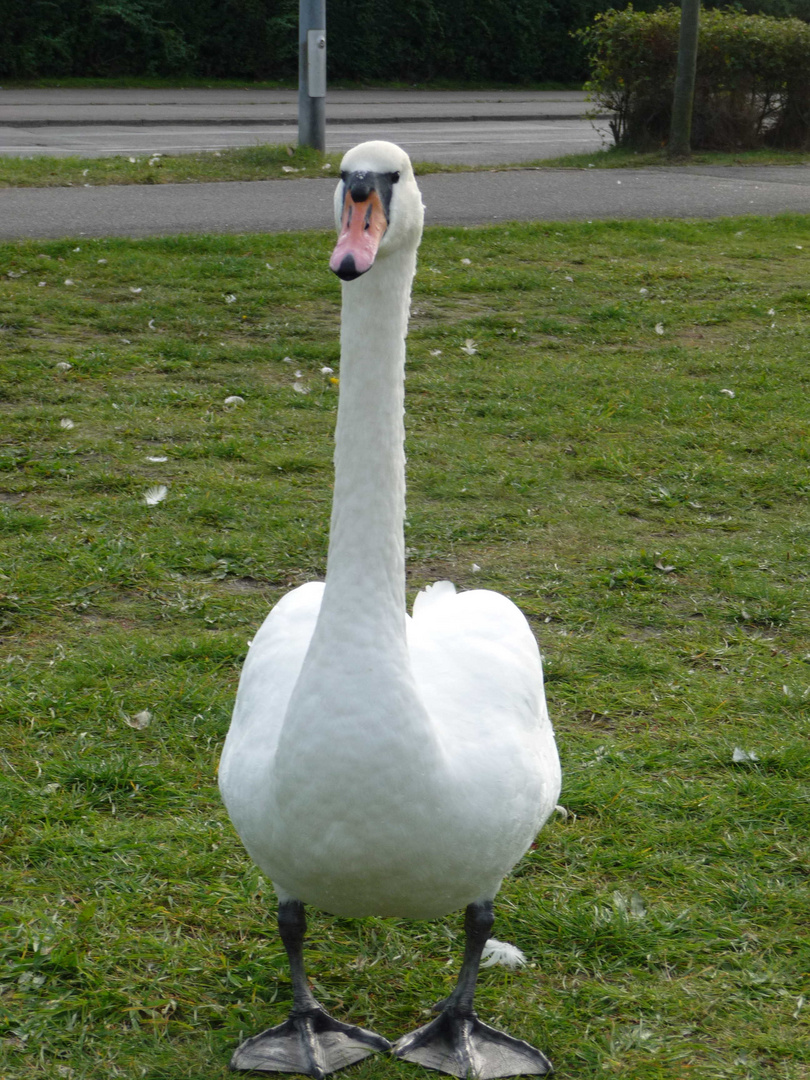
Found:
[219,140,561,1078]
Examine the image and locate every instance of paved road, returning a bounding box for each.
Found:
[0,88,608,164]
[0,89,808,238]
[0,119,606,165]
[2,165,809,241]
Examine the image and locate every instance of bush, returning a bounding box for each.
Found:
[0,0,610,82]
[0,0,808,85]
[578,5,810,150]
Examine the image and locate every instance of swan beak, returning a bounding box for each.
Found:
[330,185,389,281]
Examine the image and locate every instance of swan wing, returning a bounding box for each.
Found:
[408,581,561,867]
[219,581,324,826]
[410,580,552,739]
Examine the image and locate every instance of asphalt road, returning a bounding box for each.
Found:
[0,88,609,164]
[0,89,808,239]
[2,165,809,241]
[0,119,606,165]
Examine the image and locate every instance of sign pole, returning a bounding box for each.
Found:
[298,0,326,151]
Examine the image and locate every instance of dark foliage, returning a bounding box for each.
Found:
[578,5,810,150]
[0,0,808,84]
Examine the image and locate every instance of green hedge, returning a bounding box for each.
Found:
[0,0,605,81]
[1,0,809,84]
[578,5,810,150]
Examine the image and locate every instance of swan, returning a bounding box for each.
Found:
[218,140,561,1079]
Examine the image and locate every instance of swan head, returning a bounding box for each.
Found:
[330,141,424,281]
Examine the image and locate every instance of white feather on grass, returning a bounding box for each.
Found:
[480,939,527,969]
[144,485,168,506]
[733,747,759,763]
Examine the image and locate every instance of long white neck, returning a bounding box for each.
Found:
[272,227,441,820]
[309,245,416,658]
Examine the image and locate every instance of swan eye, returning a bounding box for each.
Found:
[390,172,400,183]
[340,171,348,182]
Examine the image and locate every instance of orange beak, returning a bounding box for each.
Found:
[330,186,389,280]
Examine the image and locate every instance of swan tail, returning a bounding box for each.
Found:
[413,579,457,617]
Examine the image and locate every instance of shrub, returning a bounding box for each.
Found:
[0,0,609,83]
[578,5,810,150]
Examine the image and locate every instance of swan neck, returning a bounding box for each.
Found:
[319,250,415,645]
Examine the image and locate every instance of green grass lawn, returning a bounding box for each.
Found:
[1,215,808,1080]
[2,142,809,189]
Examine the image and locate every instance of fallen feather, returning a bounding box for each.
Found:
[144,485,168,506]
[145,455,168,463]
[654,323,664,335]
[461,338,478,355]
[59,418,75,429]
[55,361,72,371]
[720,388,735,397]
[481,939,526,969]
[125,710,152,730]
[224,395,245,406]
[732,747,759,763]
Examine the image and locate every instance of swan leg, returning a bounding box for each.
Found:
[230,900,391,1077]
[392,901,552,1079]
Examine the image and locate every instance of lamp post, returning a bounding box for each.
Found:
[299,0,326,151]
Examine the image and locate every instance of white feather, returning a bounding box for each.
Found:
[144,485,167,506]
[480,939,527,969]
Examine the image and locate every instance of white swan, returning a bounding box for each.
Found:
[218,140,561,1079]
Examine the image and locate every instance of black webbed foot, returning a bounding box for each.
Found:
[393,901,552,1078]
[230,1004,391,1077]
[393,1008,552,1079]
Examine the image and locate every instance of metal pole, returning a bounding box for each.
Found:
[298,0,326,151]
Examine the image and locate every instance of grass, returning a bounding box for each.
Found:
[536,145,810,170]
[1,215,809,1080]
[3,142,809,190]
[0,144,348,189]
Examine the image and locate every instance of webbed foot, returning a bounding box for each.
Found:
[230,1005,391,1077]
[392,1009,552,1079]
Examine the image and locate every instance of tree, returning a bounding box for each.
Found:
[669,0,701,157]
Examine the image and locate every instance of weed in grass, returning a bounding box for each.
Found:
[1,216,808,1079]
